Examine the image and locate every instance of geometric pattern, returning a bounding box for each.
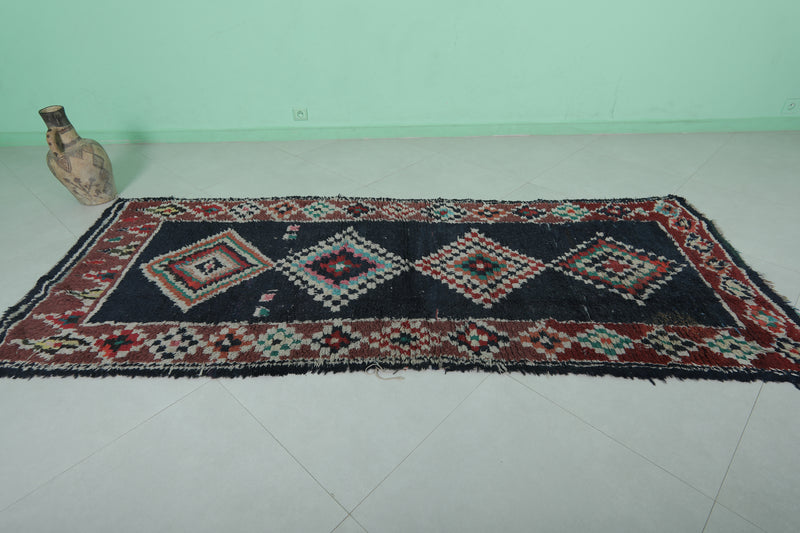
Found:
[11,332,94,360]
[423,201,467,221]
[670,215,699,233]
[640,327,697,362]
[83,267,122,284]
[706,332,764,365]
[95,328,147,360]
[142,202,189,218]
[101,242,140,258]
[685,233,714,255]
[703,257,729,273]
[368,320,441,359]
[302,200,338,219]
[746,304,785,334]
[276,227,408,312]
[229,201,262,221]
[772,338,800,364]
[265,200,300,220]
[654,199,681,218]
[471,204,508,221]
[551,202,590,221]
[517,323,572,360]
[596,203,635,219]
[2,196,800,385]
[552,233,684,306]
[448,321,511,360]
[120,223,159,235]
[345,201,373,218]
[576,326,634,360]
[192,203,225,217]
[203,326,257,361]
[37,309,88,330]
[513,204,546,220]
[63,287,106,302]
[145,326,203,361]
[414,229,546,308]
[379,202,417,220]
[255,324,308,358]
[720,275,755,300]
[141,229,274,312]
[310,321,362,359]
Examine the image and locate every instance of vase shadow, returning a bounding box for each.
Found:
[105,131,153,195]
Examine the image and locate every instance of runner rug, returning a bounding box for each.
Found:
[1,196,799,384]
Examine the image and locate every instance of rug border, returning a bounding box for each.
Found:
[674,196,800,326]
[0,200,127,345]
[2,194,799,385]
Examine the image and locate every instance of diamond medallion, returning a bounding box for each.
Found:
[414,229,546,308]
[141,229,273,311]
[552,233,683,305]
[276,227,408,312]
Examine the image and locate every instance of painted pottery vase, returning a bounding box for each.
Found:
[38,105,117,205]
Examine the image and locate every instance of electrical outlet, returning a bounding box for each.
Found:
[292,107,308,121]
[781,98,800,115]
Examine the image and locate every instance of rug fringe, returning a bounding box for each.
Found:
[2,359,799,388]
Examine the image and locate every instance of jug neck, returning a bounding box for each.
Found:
[39,105,72,128]
[39,105,81,149]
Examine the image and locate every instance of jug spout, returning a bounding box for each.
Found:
[39,105,72,129]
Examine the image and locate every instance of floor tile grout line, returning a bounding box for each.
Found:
[701,382,765,533]
[216,381,353,518]
[1,163,79,238]
[671,132,735,196]
[347,374,492,517]
[350,151,442,190]
[579,133,733,185]
[296,161,369,193]
[290,139,441,189]
[701,500,769,533]
[528,135,606,182]
[509,375,718,501]
[500,180,570,201]
[752,258,800,278]
[119,147,231,196]
[328,513,371,533]
[327,514,370,533]
[382,135,599,187]
[501,136,601,185]
[0,158,16,177]
[271,139,338,159]
[348,515,371,533]
[297,156,372,189]
[284,148,416,192]
[0,378,212,514]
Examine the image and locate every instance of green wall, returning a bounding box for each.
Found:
[2,0,799,145]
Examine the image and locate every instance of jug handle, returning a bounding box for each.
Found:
[46,128,64,156]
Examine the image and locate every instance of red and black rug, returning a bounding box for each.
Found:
[1,196,799,384]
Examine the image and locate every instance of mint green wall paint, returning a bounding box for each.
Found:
[2,0,799,145]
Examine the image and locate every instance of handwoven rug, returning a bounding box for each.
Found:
[1,196,799,384]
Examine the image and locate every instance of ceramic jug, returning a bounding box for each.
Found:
[38,105,117,205]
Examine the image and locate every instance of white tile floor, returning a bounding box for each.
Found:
[0,131,799,532]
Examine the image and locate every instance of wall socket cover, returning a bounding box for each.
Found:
[293,107,308,121]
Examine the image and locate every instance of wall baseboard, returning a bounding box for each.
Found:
[2,117,798,146]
